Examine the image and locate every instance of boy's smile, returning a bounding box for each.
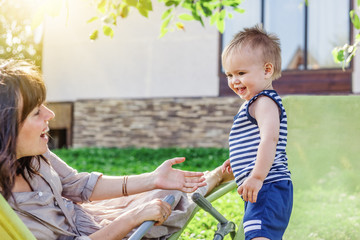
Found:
[223,47,273,101]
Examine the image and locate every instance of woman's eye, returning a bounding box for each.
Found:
[34,108,41,116]
[239,72,245,75]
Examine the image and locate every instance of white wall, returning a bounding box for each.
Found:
[42,0,220,102]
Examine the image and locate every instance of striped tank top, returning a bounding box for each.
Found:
[229,90,291,186]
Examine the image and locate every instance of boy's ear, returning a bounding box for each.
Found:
[264,63,274,79]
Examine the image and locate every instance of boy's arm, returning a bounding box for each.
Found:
[238,96,280,203]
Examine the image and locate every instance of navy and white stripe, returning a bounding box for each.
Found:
[243,220,262,234]
[229,90,291,187]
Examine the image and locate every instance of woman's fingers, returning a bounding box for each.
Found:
[168,158,205,177]
[167,157,186,166]
[153,200,172,226]
[183,171,205,177]
[183,176,207,191]
[184,176,206,183]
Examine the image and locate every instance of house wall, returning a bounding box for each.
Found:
[42,0,220,102]
[72,97,241,148]
[42,0,359,149]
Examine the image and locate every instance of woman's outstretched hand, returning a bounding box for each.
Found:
[152,157,206,193]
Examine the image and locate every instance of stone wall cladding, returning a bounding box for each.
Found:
[73,97,242,148]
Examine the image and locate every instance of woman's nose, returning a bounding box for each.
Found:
[44,105,55,121]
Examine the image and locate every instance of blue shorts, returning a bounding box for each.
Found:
[243,180,293,240]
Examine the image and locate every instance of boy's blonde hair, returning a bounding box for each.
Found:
[222,24,282,80]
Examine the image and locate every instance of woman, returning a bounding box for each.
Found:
[0,59,232,240]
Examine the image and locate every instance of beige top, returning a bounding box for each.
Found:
[9,151,208,240]
[9,151,102,240]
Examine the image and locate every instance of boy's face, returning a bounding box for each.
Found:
[223,46,273,101]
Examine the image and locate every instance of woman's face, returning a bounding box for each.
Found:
[16,103,55,159]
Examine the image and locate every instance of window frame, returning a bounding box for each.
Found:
[219,0,353,96]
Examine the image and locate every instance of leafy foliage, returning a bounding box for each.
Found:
[87,0,244,39]
[0,0,44,67]
[332,0,360,69]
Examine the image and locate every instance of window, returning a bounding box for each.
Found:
[220,0,352,95]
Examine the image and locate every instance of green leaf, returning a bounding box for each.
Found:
[125,0,138,7]
[200,4,212,16]
[111,2,120,10]
[222,0,242,7]
[219,9,226,20]
[111,12,117,24]
[102,13,117,25]
[332,48,344,63]
[175,22,185,30]
[103,25,114,38]
[178,13,195,21]
[87,16,99,23]
[97,0,107,14]
[350,10,360,29]
[161,8,173,20]
[191,9,201,21]
[139,0,153,11]
[234,8,245,14]
[137,6,148,17]
[358,0,360,7]
[172,0,181,7]
[210,12,219,26]
[89,30,99,40]
[199,17,205,27]
[165,0,176,6]
[356,33,360,42]
[161,16,171,29]
[216,18,225,33]
[228,12,233,19]
[160,17,171,38]
[120,5,129,18]
[159,27,168,38]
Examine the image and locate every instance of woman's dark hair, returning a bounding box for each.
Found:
[0,59,47,200]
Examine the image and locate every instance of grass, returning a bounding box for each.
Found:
[53,146,360,239]
[52,95,360,239]
[52,147,229,174]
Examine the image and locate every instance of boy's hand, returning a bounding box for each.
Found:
[221,159,233,175]
[237,176,263,203]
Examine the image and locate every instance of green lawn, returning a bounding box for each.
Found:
[53,147,243,239]
[282,95,360,240]
[54,145,360,239]
[53,95,360,239]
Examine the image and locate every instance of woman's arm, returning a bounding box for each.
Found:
[89,198,172,240]
[89,157,206,201]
